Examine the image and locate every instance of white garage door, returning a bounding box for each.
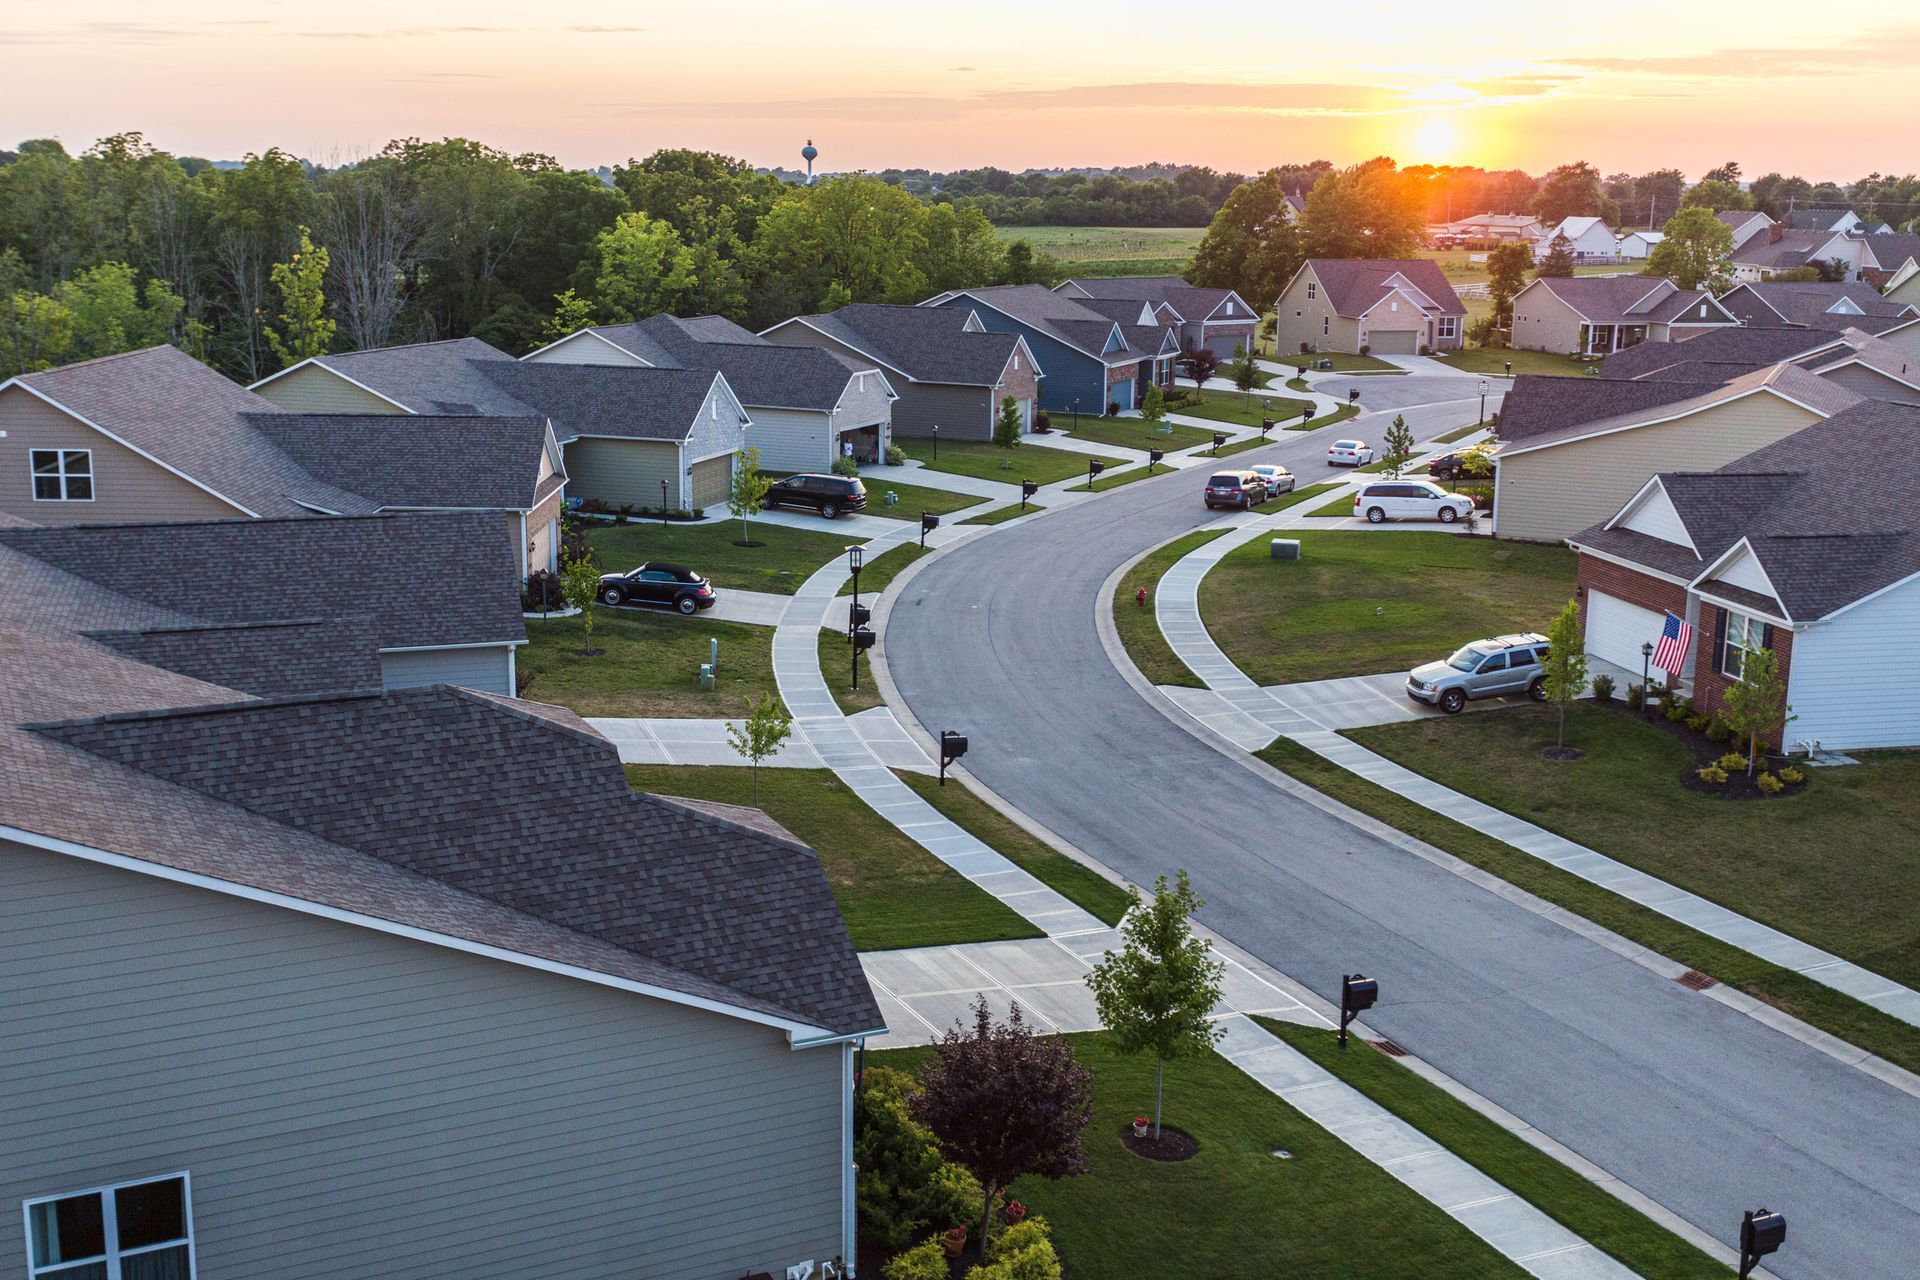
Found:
[1584,592,1669,673]
[1368,329,1420,354]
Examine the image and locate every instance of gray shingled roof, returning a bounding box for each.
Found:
[938,285,1149,365]
[246,414,558,510]
[1064,276,1248,323]
[1862,233,1920,272]
[1597,327,1841,381]
[474,362,725,442]
[309,337,527,415]
[83,618,383,696]
[1495,374,1722,442]
[1524,277,1729,325]
[1497,364,1860,454]
[1731,227,1848,271]
[1298,259,1467,318]
[1787,209,1855,231]
[779,304,1023,386]
[11,346,378,518]
[1718,281,1915,329]
[626,315,879,411]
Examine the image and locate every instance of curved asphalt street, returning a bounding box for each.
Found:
[885,389,1920,1279]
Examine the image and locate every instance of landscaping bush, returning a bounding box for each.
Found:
[577,497,611,516]
[883,1239,947,1280]
[856,1066,979,1252]
[832,455,860,477]
[1105,400,1119,417]
[1033,409,1051,431]
[1359,343,1372,356]
[1756,771,1784,795]
[885,443,907,467]
[1624,681,1644,710]
[970,1218,1062,1280]
[1590,674,1615,703]
[1715,752,1750,774]
[1705,714,1733,744]
[520,569,564,612]
[1696,764,1729,785]
[1466,315,1501,347]
[1778,764,1806,785]
[1663,701,1690,723]
[1685,711,1710,732]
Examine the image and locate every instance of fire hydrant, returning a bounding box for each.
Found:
[1136,586,1149,608]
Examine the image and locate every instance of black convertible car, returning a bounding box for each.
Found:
[597,562,717,614]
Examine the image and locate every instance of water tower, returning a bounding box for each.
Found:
[802,139,818,185]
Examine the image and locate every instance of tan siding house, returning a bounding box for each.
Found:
[1273,259,1466,356]
[251,362,407,413]
[1509,282,1591,356]
[1274,264,1361,355]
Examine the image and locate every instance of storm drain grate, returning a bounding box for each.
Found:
[1369,1039,1410,1057]
[1676,970,1720,991]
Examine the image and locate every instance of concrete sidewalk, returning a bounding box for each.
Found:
[588,706,935,770]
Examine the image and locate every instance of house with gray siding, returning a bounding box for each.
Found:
[0,514,882,1279]
[1055,276,1260,359]
[1508,276,1739,356]
[524,314,897,471]
[761,303,1042,440]
[1716,280,1918,332]
[918,284,1167,415]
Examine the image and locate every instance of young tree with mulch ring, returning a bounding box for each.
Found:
[560,554,601,640]
[992,395,1024,465]
[1182,343,1219,388]
[1085,869,1224,1143]
[725,692,792,804]
[913,998,1092,1260]
[728,444,773,547]
[1719,645,1794,776]
[1540,599,1589,753]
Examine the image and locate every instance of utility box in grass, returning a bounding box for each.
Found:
[1270,538,1300,561]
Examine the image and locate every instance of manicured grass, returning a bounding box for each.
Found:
[1286,376,1311,391]
[1307,495,1356,517]
[1198,531,1575,685]
[840,541,929,597]
[1260,1020,1731,1280]
[1350,705,1920,993]
[1066,464,1159,493]
[959,503,1039,525]
[520,611,779,718]
[1276,350,1405,372]
[896,772,1133,926]
[896,437,1116,487]
[624,765,1041,952]
[1434,420,1492,444]
[587,519,858,595]
[1254,735,1920,1076]
[1287,404,1360,432]
[1114,529,1232,688]
[871,1035,1528,1280]
[842,478,985,521]
[1433,347,1597,377]
[819,627,883,716]
[1167,389,1314,430]
[1065,416,1214,451]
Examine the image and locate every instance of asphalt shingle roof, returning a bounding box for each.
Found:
[622,315,879,411]
[473,362,724,442]
[1862,233,1920,272]
[1495,374,1723,443]
[1064,276,1250,324]
[1497,364,1859,454]
[310,337,527,415]
[937,285,1151,365]
[1300,259,1466,318]
[1525,277,1728,325]
[1718,282,1915,330]
[246,414,557,510]
[1731,227,1848,271]
[1597,327,1842,381]
[782,304,1023,386]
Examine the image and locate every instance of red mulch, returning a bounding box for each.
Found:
[1120,1123,1198,1162]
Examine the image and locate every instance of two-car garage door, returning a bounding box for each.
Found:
[1585,592,1680,675]
[1366,329,1420,354]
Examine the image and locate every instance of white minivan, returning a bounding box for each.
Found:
[1352,479,1475,524]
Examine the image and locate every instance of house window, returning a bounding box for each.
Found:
[1013,354,1020,371]
[1322,316,1329,336]
[1306,282,1316,300]
[26,1173,195,1279]
[31,449,93,502]
[1437,317,1458,339]
[1717,610,1768,681]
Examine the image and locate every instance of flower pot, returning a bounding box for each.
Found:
[942,1230,966,1259]
[1005,1201,1027,1225]
[1132,1118,1150,1138]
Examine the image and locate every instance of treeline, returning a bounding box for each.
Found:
[0,135,1065,380]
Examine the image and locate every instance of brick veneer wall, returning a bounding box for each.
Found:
[1574,553,1686,635]
[1691,602,1795,725]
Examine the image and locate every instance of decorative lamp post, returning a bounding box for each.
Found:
[660,478,670,529]
[1641,641,1654,718]
[1479,378,1489,425]
[931,423,939,462]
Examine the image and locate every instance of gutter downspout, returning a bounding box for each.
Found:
[843,1040,858,1272]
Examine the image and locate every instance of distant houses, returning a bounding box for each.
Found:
[1055,276,1261,359]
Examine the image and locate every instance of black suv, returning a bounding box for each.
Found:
[764,473,868,519]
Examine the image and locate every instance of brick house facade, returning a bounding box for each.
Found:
[1575,554,1687,636]
[1690,601,1794,725]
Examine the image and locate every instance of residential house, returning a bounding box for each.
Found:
[1539,217,1620,263]
[1054,276,1261,358]
[1617,230,1665,260]
[1507,277,1738,356]
[250,338,748,513]
[1281,191,1307,223]
[1787,208,1867,234]
[1717,280,1919,331]
[1594,325,1920,400]
[1490,364,1860,542]
[1853,233,1920,289]
[1716,210,1774,246]
[0,345,565,578]
[522,315,898,472]
[761,303,1041,441]
[1433,213,1547,246]
[918,284,1173,414]
[1272,259,1467,356]
[1729,224,1864,283]
[1885,258,1920,311]
[1567,402,1920,750]
[0,517,881,1278]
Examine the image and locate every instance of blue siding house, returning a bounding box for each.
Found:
[922,285,1170,415]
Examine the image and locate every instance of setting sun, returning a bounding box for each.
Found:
[1412,117,1462,161]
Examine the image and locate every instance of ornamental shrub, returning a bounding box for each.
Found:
[1664,701,1690,723]
[1697,765,1728,785]
[832,455,860,477]
[1033,409,1052,431]
[883,1239,947,1280]
[1686,711,1710,732]
[1756,772,1784,795]
[1705,714,1733,744]
[971,1218,1062,1280]
[1777,765,1806,785]
[1716,753,1750,773]
[1590,674,1615,702]
[885,443,907,467]
[1625,682,1645,710]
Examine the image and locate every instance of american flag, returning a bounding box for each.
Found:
[1652,611,1693,680]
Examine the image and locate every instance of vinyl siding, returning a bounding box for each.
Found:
[1495,393,1824,543]
[253,364,406,413]
[930,297,1106,414]
[1274,267,1363,355]
[0,843,847,1280]
[762,322,998,438]
[1882,275,1920,311]
[564,438,681,509]
[1510,283,1589,354]
[0,386,247,525]
[524,333,648,366]
[1788,575,1920,749]
[526,486,564,575]
[745,405,840,472]
[380,643,516,695]
[1817,362,1920,400]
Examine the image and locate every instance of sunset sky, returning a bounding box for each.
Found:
[8,1,1917,178]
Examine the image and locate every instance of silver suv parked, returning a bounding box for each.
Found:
[1406,633,1551,713]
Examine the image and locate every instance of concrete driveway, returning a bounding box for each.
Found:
[1319,375,1508,412]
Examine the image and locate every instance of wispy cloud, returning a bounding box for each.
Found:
[1563,27,1920,78]
[12,19,648,44]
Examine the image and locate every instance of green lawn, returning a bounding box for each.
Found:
[871,1035,1527,1280]
[840,541,929,597]
[959,503,1039,525]
[897,437,1120,487]
[1115,529,1232,687]
[1350,706,1920,994]
[897,772,1132,926]
[1307,494,1356,517]
[1262,1021,1730,1280]
[1434,420,1492,444]
[1254,736,1920,1076]
[624,765,1040,952]
[1433,347,1598,377]
[819,627,882,716]
[519,611,779,718]
[587,519,858,595]
[1197,531,1575,685]
[989,224,1204,262]
[1287,404,1361,432]
[1274,350,1405,373]
[1167,389,1314,430]
[844,477,985,521]
[1066,464,1159,493]
[1065,416,1214,452]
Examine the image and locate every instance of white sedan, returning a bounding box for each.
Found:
[1327,439,1375,467]
[1248,464,1296,494]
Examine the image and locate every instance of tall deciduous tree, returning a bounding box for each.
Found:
[1531,162,1620,227]
[913,998,1092,1260]
[1680,179,1752,213]
[591,211,696,322]
[265,225,333,365]
[1086,870,1223,1141]
[1487,242,1533,326]
[319,166,419,352]
[1186,170,1305,313]
[1300,158,1426,259]
[1541,599,1590,749]
[1648,208,1736,293]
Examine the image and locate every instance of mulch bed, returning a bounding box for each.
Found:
[1538,745,1584,762]
[1592,698,1806,801]
[1120,1123,1198,1162]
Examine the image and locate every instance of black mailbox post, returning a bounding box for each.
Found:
[1300,404,1313,427]
[1211,432,1228,455]
[845,545,864,691]
[919,511,940,546]
[848,602,871,629]
[1738,1209,1786,1278]
[938,730,968,786]
[1347,388,1361,405]
[1086,458,1106,490]
[1020,479,1039,510]
[851,625,877,651]
[1261,418,1274,438]
[1147,447,1165,474]
[1338,973,1377,1049]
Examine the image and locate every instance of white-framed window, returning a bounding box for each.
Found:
[25,1172,195,1279]
[31,449,93,502]
[1306,281,1316,300]
[1322,316,1329,335]
[1013,354,1020,371]
[1437,317,1458,339]
[1718,609,1768,681]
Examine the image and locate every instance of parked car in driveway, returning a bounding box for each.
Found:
[1352,479,1475,524]
[1203,470,1270,510]
[1427,451,1475,481]
[1327,439,1374,467]
[1248,464,1296,495]
[597,561,717,614]
[1406,632,1550,713]
[764,473,867,519]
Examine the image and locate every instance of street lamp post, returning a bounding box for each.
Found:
[660,479,670,529]
[847,546,864,692]
[1478,378,1489,426]
[1072,398,1080,433]
[1641,642,1654,718]
[931,423,939,462]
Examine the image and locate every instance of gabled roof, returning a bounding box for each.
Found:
[1059,276,1255,325]
[1598,326,1842,381]
[1497,363,1861,456]
[1293,259,1466,318]
[270,337,527,415]
[622,314,887,411]
[246,414,562,511]
[1800,328,1920,392]
[1551,216,1612,241]
[1518,276,1733,326]
[769,304,1029,387]
[1497,374,1725,444]
[1731,226,1848,270]
[1571,400,1920,620]
[923,285,1150,365]
[1787,208,1856,231]
[472,362,735,442]
[1860,233,1920,273]
[8,346,377,518]
[1717,281,1915,330]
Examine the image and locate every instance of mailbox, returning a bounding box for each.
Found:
[919,511,940,546]
[1148,448,1165,466]
[940,731,968,763]
[1212,432,1228,452]
[1342,975,1378,1014]
[1347,388,1360,404]
[1299,405,1313,424]
[1261,418,1275,434]
[848,602,871,629]
[851,626,877,651]
[1020,479,1039,499]
[1087,460,1106,477]
[1740,1208,1786,1277]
